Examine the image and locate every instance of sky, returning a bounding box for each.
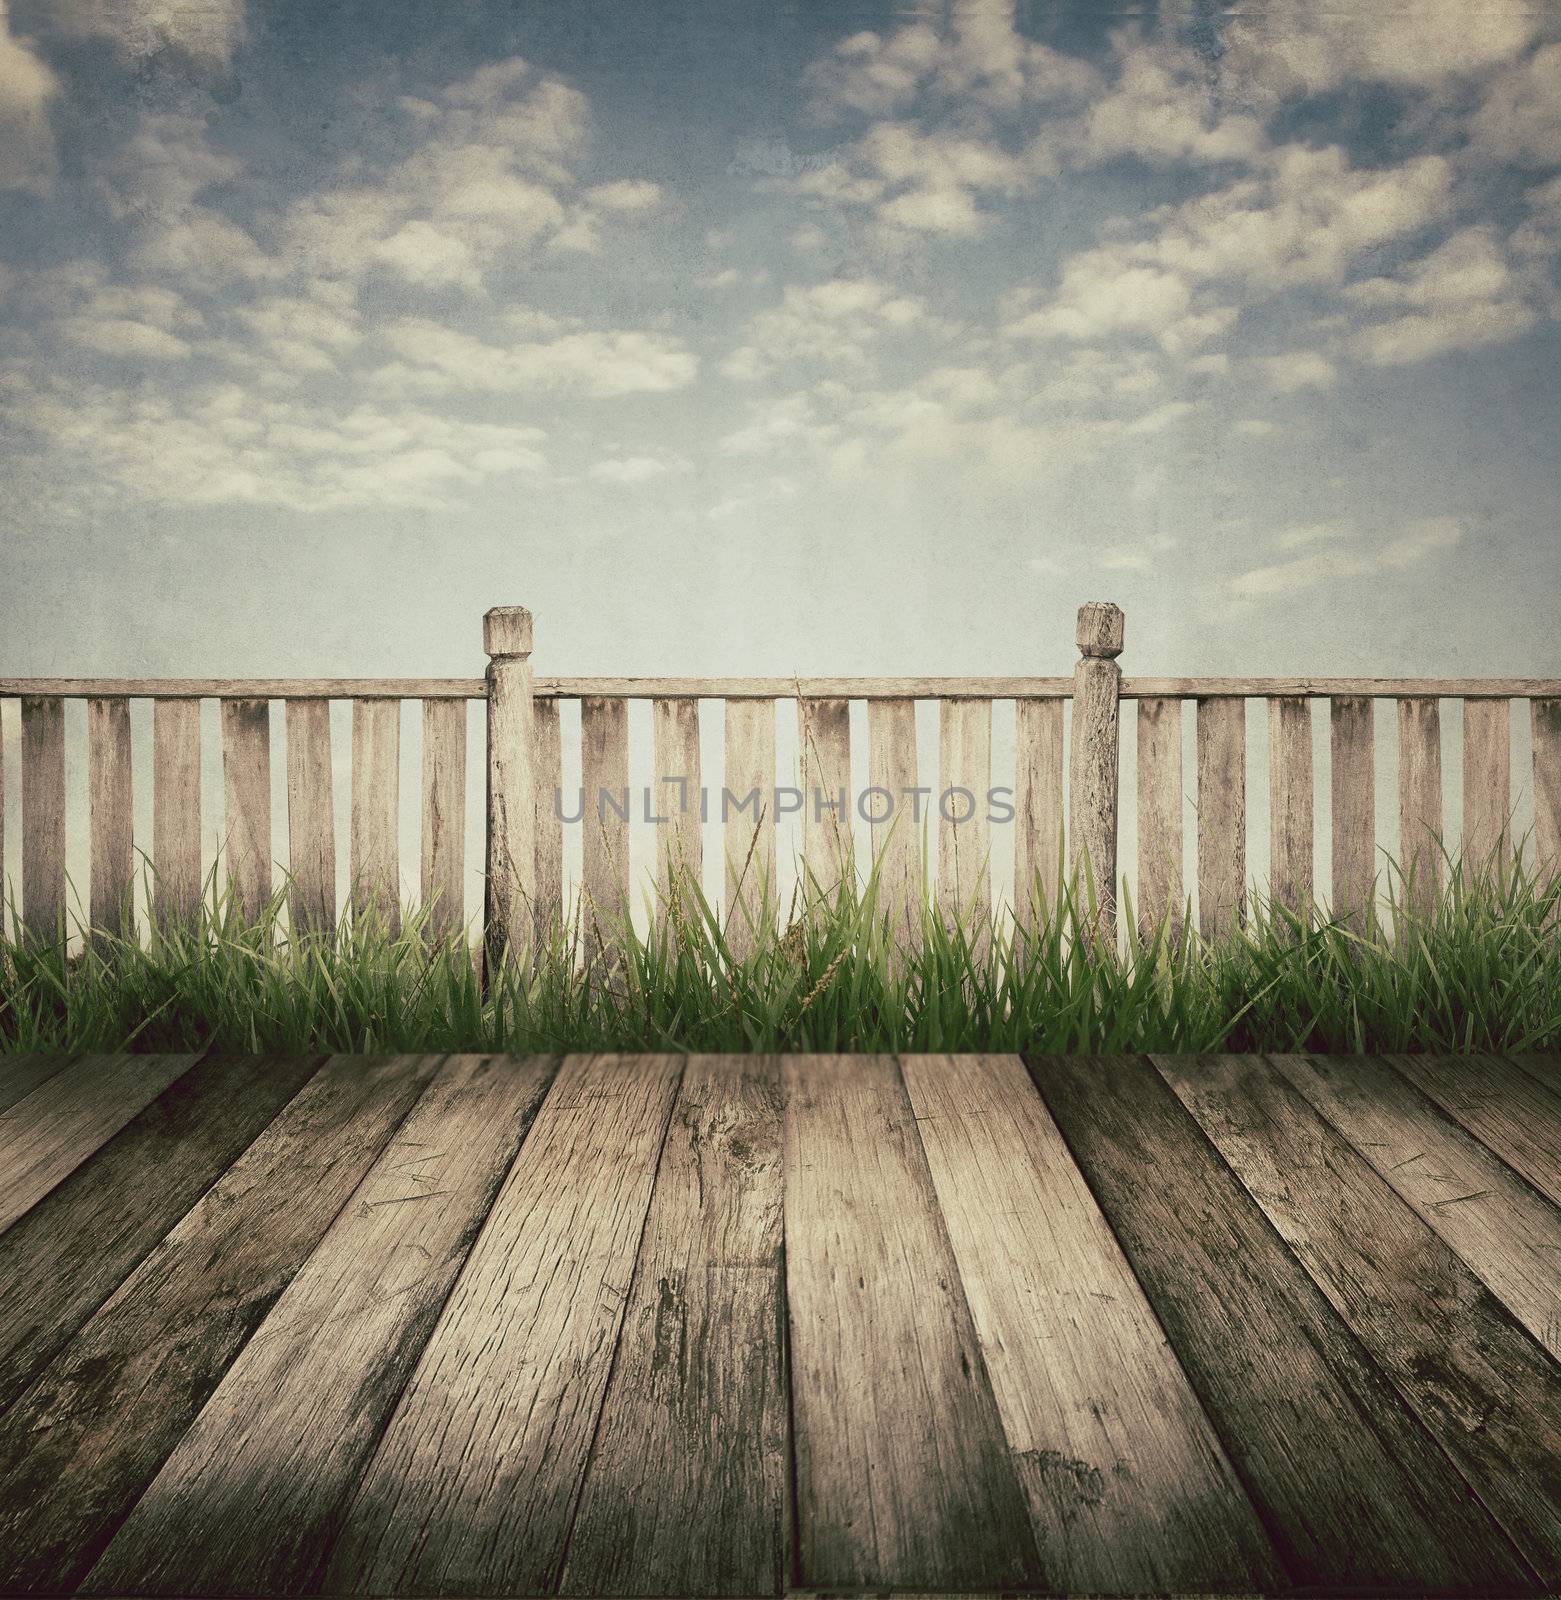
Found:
[1,0,1558,925]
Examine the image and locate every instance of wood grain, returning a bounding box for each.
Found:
[899,1054,1279,1594]
[1463,698,1512,884]
[351,699,400,934]
[783,1054,1042,1592]
[798,697,852,904]
[322,1054,682,1597]
[652,697,702,925]
[1196,698,1245,939]
[420,697,467,942]
[152,698,202,927]
[1533,699,1561,884]
[483,610,537,968]
[86,1054,556,1598]
[1135,697,1183,941]
[1268,696,1313,922]
[21,696,66,945]
[1027,1051,1532,1593]
[87,698,134,941]
[285,699,336,937]
[220,698,272,925]
[0,1052,442,1595]
[0,1053,69,1116]
[532,695,563,939]
[1070,657,1122,941]
[1398,697,1443,916]
[580,696,630,970]
[1013,698,1064,932]
[561,1056,787,1597]
[724,699,776,963]
[867,698,922,951]
[937,699,992,928]
[1330,696,1376,931]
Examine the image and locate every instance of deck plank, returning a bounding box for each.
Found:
[0,1054,71,1116]
[85,1053,556,1598]
[899,1053,1281,1595]
[0,1053,202,1233]
[0,1052,327,1414]
[1028,1052,1536,1594]
[321,1054,684,1597]
[1274,1052,1561,1359]
[783,1054,1042,1593]
[561,1056,788,1598]
[0,1052,443,1595]
[1156,1052,1561,1586]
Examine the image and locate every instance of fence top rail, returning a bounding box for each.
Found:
[1,674,1558,702]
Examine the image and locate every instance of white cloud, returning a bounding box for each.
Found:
[1123,400,1195,435]
[589,454,688,486]
[1259,351,1337,392]
[723,277,950,380]
[1472,44,1561,167]
[1273,522,1351,550]
[0,10,58,193]
[1230,517,1461,598]
[584,179,663,213]
[36,0,247,70]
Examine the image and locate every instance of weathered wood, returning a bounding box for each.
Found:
[152,698,202,927]
[86,1053,556,1599]
[323,1054,683,1597]
[1157,1052,1561,1585]
[285,699,336,937]
[532,695,563,938]
[350,699,400,933]
[21,696,66,945]
[561,1056,787,1597]
[1027,1052,1531,1593]
[580,696,630,970]
[483,607,537,968]
[1196,697,1245,938]
[1273,1052,1561,1360]
[1533,700,1561,883]
[220,698,272,925]
[1,679,485,699]
[1070,603,1124,941]
[87,698,134,941]
[798,697,852,903]
[1268,696,1313,922]
[419,697,467,942]
[1463,698,1512,884]
[899,1054,1279,1594]
[867,698,922,949]
[724,700,777,962]
[0,1052,442,1596]
[0,1052,325,1412]
[652,697,702,925]
[1135,697,1183,941]
[0,1054,69,1116]
[1013,698,1064,930]
[937,699,992,927]
[0,1054,199,1234]
[1330,697,1376,931]
[1398,697,1443,915]
[783,1054,1042,1592]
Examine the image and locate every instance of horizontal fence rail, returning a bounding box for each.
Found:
[2,604,1558,956]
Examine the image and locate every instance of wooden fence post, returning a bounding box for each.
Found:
[483,607,537,970]
[1070,601,1124,945]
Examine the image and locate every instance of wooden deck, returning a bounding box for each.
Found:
[0,1052,1557,1598]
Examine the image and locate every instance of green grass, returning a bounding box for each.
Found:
[2,846,1557,1057]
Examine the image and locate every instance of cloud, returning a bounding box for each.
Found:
[588,454,688,486]
[1470,43,1561,167]
[1230,518,1461,598]
[34,0,247,71]
[0,10,59,193]
[1259,351,1337,392]
[1099,532,1178,571]
[722,277,950,380]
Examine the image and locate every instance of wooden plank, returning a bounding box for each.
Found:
[580,696,630,970]
[152,698,202,928]
[285,699,336,937]
[652,696,702,924]
[561,1056,787,1598]
[1268,696,1313,922]
[220,697,272,925]
[1196,697,1245,939]
[21,696,66,945]
[1013,698,1064,931]
[86,1053,557,1599]
[0,1051,442,1596]
[2,678,485,700]
[1158,1052,1561,1586]
[1398,696,1443,916]
[0,1052,326,1412]
[1026,1052,1533,1593]
[937,699,992,927]
[799,697,852,905]
[1070,609,1124,942]
[1270,1052,1561,1360]
[0,1054,199,1234]
[87,698,134,940]
[724,699,776,962]
[899,1054,1279,1594]
[321,1054,683,1597]
[0,1053,70,1116]
[1533,699,1561,883]
[482,609,537,969]
[419,697,467,942]
[1135,697,1183,941]
[351,699,400,933]
[1464,698,1512,884]
[867,698,922,950]
[1330,696,1376,931]
[783,1054,1041,1592]
[532,694,563,939]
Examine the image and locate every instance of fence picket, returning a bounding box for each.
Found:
[937,699,991,927]
[152,700,202,928]
[652,698,701,926]
[868,698,921,948]
[1268,697,1313,922]
[419,698,467,943]
[350,701,400,933]
[1196,698,1245,939]
[87,698,134,942]
[799,697,852,905]
[1135,698,1182,941]
[1013,699,1063,933]
[21,697,66,945]
[220,699,271,926]
[284,701,335,937]
[482,608,537,968]
[1397,698,1442,917]
[1533,699,1561,883]
[1329,698,1375,932]
[580,696,630,969]
[531,698,562,942]
[1462,699,1511,884]
[724,699,777,962]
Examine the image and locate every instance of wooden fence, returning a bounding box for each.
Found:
[2,602,1559,956]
